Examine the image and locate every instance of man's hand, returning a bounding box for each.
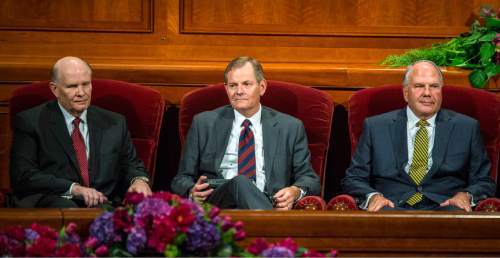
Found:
[273,186,301,210]
[440,192,472,212]
[128,179,152,197]
[367,194,394,212]
[71,185,108,207]
[190,176,214,204]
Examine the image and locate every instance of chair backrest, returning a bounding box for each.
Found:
[179,80,334,196]
[348,84,500,183]
[9,79,165,182]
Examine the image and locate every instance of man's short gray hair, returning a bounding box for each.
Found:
[402,60,444,87]
[224,56,265,84]
[50,57,92,83]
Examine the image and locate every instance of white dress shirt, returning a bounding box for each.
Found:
[219,105,266,191]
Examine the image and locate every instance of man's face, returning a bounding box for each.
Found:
[403,62,443,120]
[50,63,92,117]
[225,62,266,117]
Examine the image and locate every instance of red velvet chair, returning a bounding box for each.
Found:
[327,84,500,212]
[179,80,334,210]
[1,79,165,206]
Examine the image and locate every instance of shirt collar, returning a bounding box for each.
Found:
[58,102,88,125]
[233,104,262,127]
[406,106,436,128]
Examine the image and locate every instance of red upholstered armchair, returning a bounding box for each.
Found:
[1,79,164,206]
[327,84,500,212]
[179,80,334,210]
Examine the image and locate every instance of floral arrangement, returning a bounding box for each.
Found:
[0,191,337,257]
[382,5,500,88]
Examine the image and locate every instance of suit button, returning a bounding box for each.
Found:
[417,186,423,192]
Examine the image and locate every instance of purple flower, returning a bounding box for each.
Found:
[89,211,114,244]
[261,246,295,257]
[24,229,39,241]
[126,226,147,255]
[184,216,221,256]
[134,198,172,226]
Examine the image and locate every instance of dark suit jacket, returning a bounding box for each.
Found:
[9,100,149,207]
[342,108,496,207]
[171,105,320,198]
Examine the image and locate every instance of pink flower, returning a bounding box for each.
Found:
[65,222,78,234]
[6,225,24,241]
[208,206,220,219]
[328,250,339,257]
[171,203,195,233]
[152,191,174,202]
[247,238,269,255]
[31,223,58,239]
[84,237,99,249]
[234,230,246,240]
[95,245,109,256]
[147,216,176,253]
[26,236,57,257]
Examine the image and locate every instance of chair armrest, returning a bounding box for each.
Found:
[293,196,326,210]
[475,198,500,212]
[327,194,359,211]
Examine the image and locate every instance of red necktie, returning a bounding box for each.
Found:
[72,118,89,187]
[238,119,256,181]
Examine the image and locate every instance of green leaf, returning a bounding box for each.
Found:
[485,17,500,30]
[479,42,495,65]
[173,233,187,245]
[484,63,500,77]
[164,244,180,257]
[216,244,234,257]
[464,31,482,45]
[110,246,132,257]
[479,31,497,42]
[469,69,488,88]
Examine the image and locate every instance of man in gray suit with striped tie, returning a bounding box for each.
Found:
[171,56,320,210]
[342,60,496,212]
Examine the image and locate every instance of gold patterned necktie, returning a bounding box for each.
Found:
[407,119,429,206]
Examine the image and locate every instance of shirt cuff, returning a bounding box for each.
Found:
[130,176,150,185]
[62,183,78,199]
[360,192,381,210]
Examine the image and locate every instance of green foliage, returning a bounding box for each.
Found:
[382,6,500,88]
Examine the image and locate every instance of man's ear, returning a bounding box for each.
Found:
[402,86,409,103]
[49,82,58,97]
[259,79,267,96]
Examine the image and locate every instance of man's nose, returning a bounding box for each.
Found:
[423,85,431,95]
[75,85,85,95]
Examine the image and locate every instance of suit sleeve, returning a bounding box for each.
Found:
[10,114,73,195]
[464,121,496,201]
[171,116,200,197]
[291,121,321,196]
[118,118,149,186]
[341,119,379,204]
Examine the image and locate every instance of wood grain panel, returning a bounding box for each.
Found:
[181,0,498,37]
[0,0,153,32]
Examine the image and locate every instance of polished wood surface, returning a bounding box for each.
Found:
[1,209,500,256]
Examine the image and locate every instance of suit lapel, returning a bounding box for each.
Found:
[87,106,102,185]
[425,109,453,180]
[214,106,233,173]
[262,107,279,189]
[390,109,409,178]
[47,101,80,174]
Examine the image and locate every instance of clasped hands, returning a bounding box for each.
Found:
[367,192,472,212]
[71,179,152,207]
[190,176,301,210]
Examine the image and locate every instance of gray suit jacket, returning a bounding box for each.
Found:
[342,108,496,206]
[171,105,320,197]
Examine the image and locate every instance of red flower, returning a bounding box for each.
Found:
[124,192,145,205]
[65,222,78,235]
[208,206,220,219]
[171,203,195,233]
[234,230,246,240]
[276,237,298,253]
[0,235,7,254]
[6,225,24,241]
[247,238,269,255]
[26,236,57,257]
[84,237,99,249]
[55,243,82,257]
[31,223,58,239]
[147,216,176,253]
[113,207,133,233]
[7,239,25,257]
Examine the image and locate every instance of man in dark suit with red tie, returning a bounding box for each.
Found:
[171,56,320,210]
[9,56,151,208]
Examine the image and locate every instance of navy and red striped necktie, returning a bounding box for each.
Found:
[238,119,256,182]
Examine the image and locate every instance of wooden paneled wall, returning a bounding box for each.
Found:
[0,0,499,195]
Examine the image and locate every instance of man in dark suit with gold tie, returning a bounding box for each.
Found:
[171,56,320,210]
[342,60,496,212]
[10,56,151,208]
